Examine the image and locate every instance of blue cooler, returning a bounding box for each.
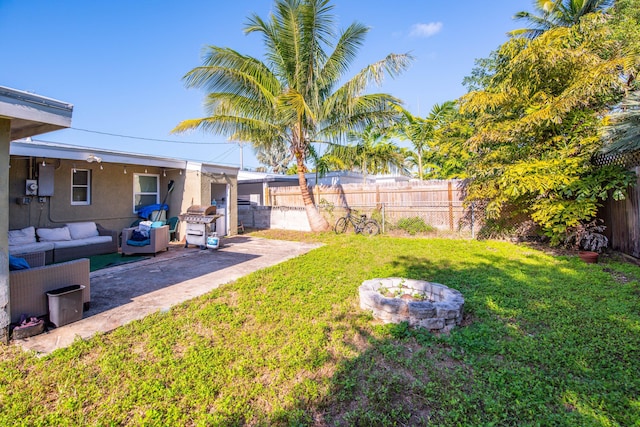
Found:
[206,233,220,249]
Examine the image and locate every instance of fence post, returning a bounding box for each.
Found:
[448,181,454,231]
[470,202,475,239]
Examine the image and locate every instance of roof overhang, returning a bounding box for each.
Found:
[0,86,73,140]
[10,139,239,176]
[237,170,298,183]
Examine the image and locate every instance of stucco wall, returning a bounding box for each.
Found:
[8,159,180,233]
[238,205,311,231]
[8,157,240,246]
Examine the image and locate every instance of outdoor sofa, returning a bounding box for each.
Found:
[8,221,118,264]
[8,253,90,324]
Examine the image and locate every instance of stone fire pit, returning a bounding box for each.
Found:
[359,277,464,333]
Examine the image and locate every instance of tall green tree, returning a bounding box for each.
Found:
[602,91,640,154]
[462,13,637,243]
[306,144,331,185]
[255,139,292,174]
[600,0,640,153]
[395,101,458,180]
[509,0,614,38]
[421,114,474,179]
[173,0,411,230]
[324,125,408,182]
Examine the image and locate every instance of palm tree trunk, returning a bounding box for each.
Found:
[295,150,331,231]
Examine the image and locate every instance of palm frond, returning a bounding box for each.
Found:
[601,90,640,155]
[318,22,369,95]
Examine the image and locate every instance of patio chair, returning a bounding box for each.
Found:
[167,216,180,242]
[121,225,170,256]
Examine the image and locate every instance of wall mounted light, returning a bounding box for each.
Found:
[163,169,166,177]
[42,159,46,167]
[179,169,183,175]
[145,168,148,173]
[124,166,127,174]
[72,163,77,173]
[86,154,102,163]
[100,164,104,170]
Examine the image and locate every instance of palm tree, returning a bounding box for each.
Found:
[325,125,408,182]
[601,90,640,157]
[395,101,456,180]
[305,144,331,186]
[172,0,412,231]
[255,139,292,174]
[509,0,614,38]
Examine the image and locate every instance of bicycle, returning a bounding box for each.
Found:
[334,209,380,235]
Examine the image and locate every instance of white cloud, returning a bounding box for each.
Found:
[409,22,443,38]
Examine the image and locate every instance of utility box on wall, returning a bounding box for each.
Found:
[38,163,54,196]
[25,179,38,196]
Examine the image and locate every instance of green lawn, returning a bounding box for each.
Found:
[1,232,639,426]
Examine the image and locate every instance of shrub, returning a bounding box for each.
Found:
[394,217,435,235]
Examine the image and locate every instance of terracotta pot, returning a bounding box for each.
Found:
[578,251,599,264]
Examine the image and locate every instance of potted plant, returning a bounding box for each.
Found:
[565,219,608,263]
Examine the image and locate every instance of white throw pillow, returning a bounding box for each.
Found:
[66,221,99,240]
[8,226,37,245]
[37,227,72,242]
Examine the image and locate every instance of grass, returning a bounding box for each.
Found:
[1,231,639,426]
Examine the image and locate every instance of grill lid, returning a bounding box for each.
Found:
[185,205,217,216]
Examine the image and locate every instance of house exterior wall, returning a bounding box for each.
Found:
[238,180,297,206]
[167,169,239,238]
[205,173,238,236]
[8,158,181,233]
[238,182,265,205]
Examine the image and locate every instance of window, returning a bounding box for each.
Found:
[71,169,91,205]
[133,173,159,213]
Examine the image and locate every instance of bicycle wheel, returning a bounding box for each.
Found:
[361,220,380,236]
[334,217,348,234]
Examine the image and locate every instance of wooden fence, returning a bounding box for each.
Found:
[601,172,640,258]
[268,180,473,232]
[259,174,640,258]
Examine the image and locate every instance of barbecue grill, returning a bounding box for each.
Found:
[179,205,221,248]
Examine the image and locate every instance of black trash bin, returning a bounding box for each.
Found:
[46,285,85,327]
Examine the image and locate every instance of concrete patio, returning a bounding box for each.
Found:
[14,236,321,355]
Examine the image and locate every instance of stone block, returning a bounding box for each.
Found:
[418,318,445,329]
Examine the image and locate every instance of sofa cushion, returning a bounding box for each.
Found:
[66,222,99,240]
[126,239,151,247]
[9,242,55,255]
[9,255,31,271]
[8,226,36,245]
[51,236,113,249]
[37,227,72,242]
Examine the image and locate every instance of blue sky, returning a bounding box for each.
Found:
[1,0,530,169]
